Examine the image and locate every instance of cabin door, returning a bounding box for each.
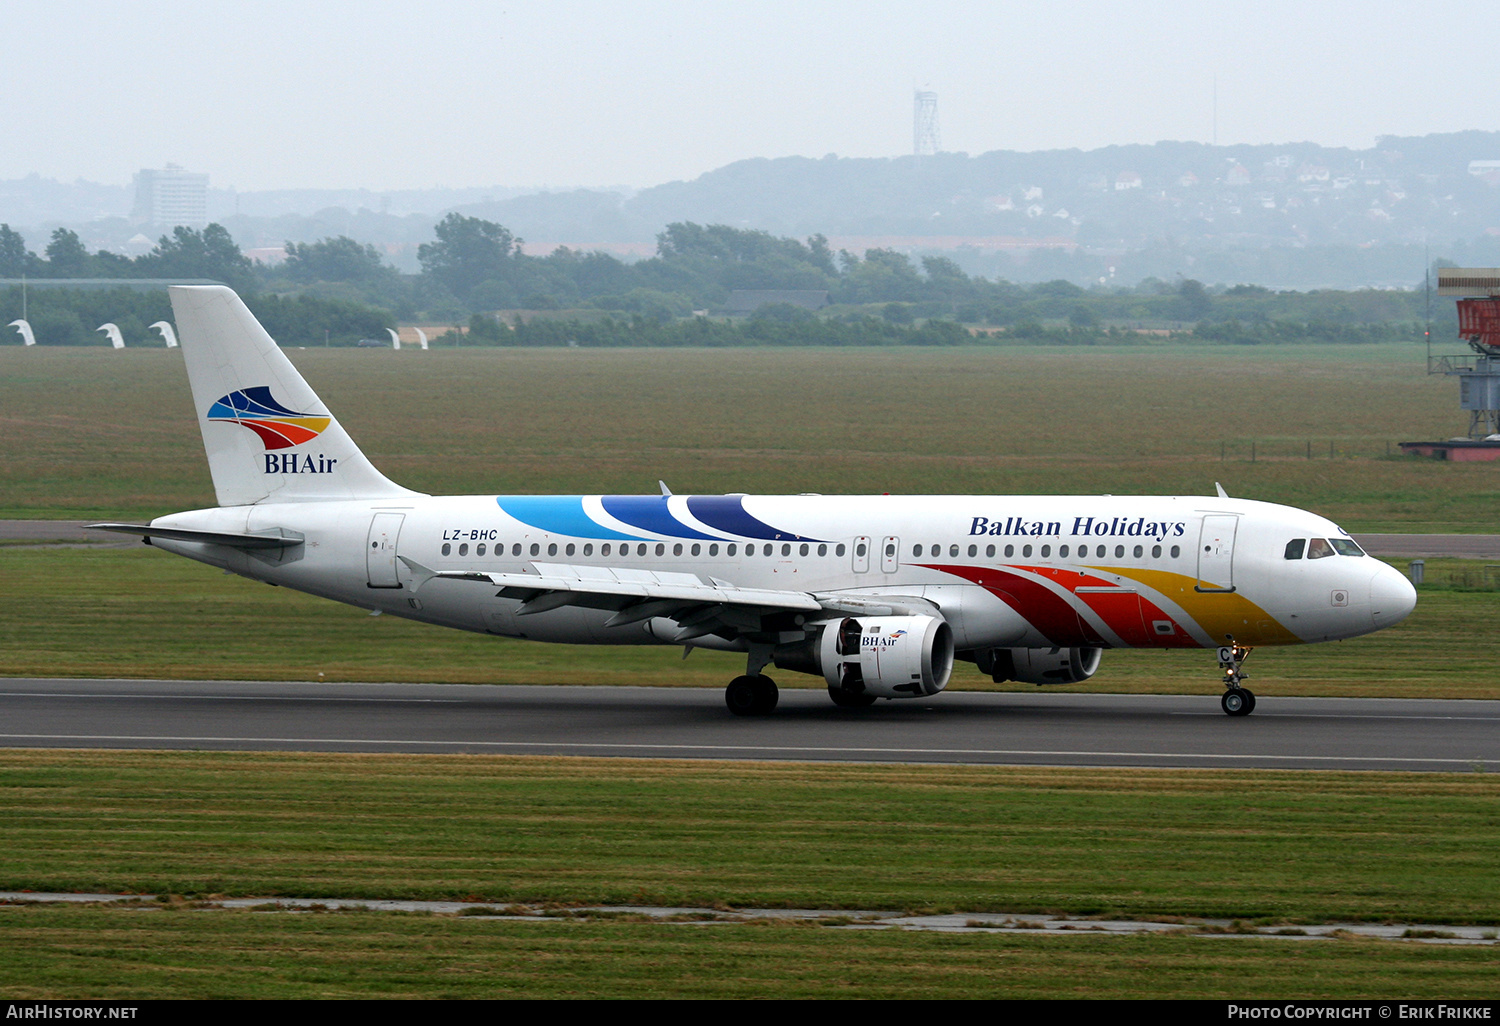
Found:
[366,512,406,589]
[1195,515,1238,593]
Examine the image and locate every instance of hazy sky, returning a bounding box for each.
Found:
[3,0,1492,192]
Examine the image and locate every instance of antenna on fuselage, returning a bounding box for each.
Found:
[1214,482,1229,499]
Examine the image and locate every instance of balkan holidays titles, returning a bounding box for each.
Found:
[968,515,1188,542]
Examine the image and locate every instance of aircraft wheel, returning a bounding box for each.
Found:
[1221,689,1254,717]
[726,674,778,716]
[828,687,877,708]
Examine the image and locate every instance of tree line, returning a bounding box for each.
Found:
[0,215,1445,347]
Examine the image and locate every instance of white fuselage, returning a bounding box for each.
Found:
[149,492,1416,655]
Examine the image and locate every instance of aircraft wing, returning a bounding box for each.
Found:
[399,557,937,641]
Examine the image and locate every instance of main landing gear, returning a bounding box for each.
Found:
[725,674,778,716]
[1218,642,1256,717]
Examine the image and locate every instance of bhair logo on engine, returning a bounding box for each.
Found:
[206,387,337,475]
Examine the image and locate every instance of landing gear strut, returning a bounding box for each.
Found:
[726,674,778,716]
[1218,642,1256,717]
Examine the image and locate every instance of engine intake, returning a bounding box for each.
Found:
[978,646,1103,685]
[774,615,954,699]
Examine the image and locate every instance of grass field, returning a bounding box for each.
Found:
[6,752,1498,923]
[4,907,1497,999]
[1,751,1498,998]
[2,343,1496,531]
[4,341,1499,998]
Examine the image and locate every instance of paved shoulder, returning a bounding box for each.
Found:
[1356,535,1500,559]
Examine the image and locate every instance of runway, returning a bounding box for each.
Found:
[2,679,1496,771]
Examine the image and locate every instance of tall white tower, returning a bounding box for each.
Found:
[132,165,209,229]
[914,90,940,157]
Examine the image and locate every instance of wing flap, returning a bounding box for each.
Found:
[399,556,822,614]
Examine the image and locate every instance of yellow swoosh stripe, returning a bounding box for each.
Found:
[1096,566,1302,646]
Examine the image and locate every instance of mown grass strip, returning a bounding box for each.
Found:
[1,751,1497,926]
[1,905,1496,999]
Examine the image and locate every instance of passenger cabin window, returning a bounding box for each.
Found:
[1307,538,1335,559]
[1284,539,1306,560]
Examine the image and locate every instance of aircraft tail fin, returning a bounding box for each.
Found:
[169,285,422,507]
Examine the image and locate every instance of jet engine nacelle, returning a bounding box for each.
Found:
[775,615,954,699]
[978,646,1103,685]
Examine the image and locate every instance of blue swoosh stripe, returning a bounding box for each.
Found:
[208,387,311,420]
[496,496,637,540]
[687,495,820,541]
[600,496,720,540]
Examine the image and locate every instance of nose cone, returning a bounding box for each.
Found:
[1370,563,1417,631]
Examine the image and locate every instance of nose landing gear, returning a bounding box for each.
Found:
[1218,642,1256,717]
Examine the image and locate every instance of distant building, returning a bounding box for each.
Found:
[132,165,209,228]
[1225,164,1252,186]
[1115,172,1142,191]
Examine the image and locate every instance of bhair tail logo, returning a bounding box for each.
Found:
[207,387,330,449]
[207,387,337,476]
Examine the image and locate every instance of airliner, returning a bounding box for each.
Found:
[93,286,1417,717]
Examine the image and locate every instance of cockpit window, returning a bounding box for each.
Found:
[1330,538,1364,557]
[1307,538,1335,559]
[1284,539,1306,560]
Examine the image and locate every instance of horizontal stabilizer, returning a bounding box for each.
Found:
[89,523,304,550]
